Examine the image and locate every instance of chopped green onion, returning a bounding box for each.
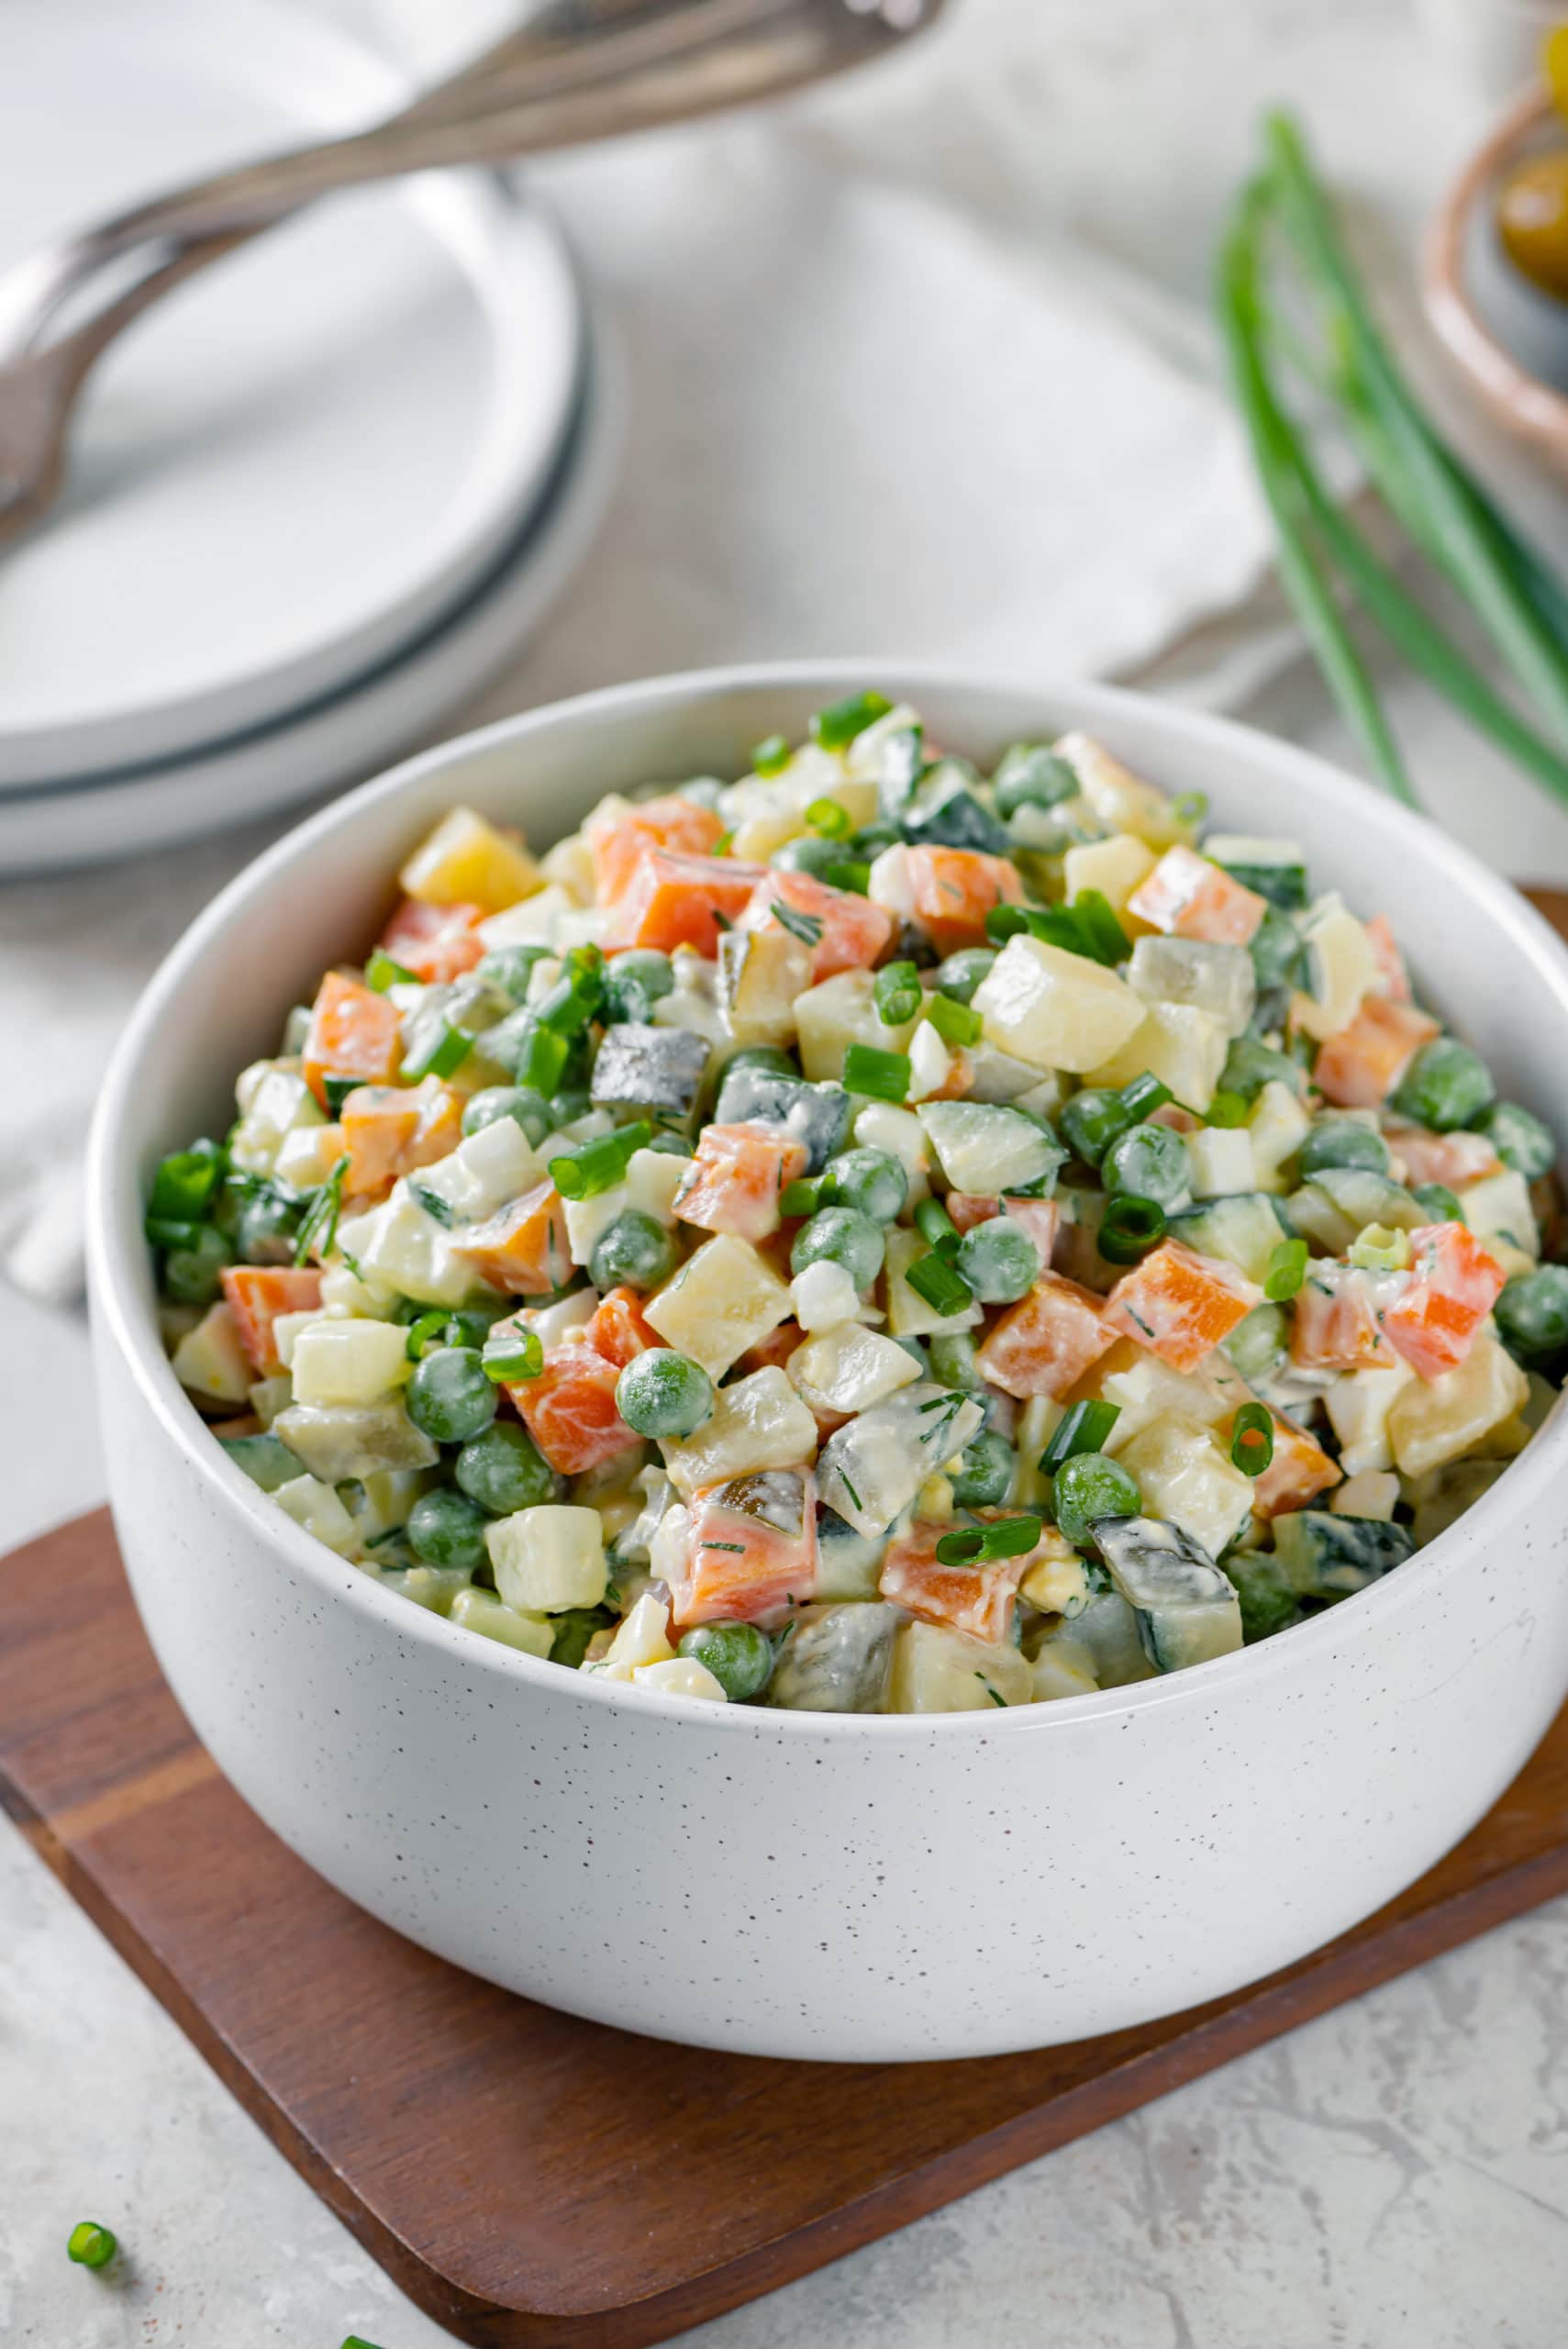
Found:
[67,2222,117,2270]
[771,899,825,949]
[340,2337,388,2349]
[842,1043,910,1102]
[1263,1236,1308,1300]
[914,1197,962,1257]
[935,1515,1043,1565]
[147,1138,224,1230]
[1098,1194,1166,1264]
[806,796,852,839]
[405,1309,455,1360]
[1040,1397,1121,1474]
[925,990,983,1048]
[1073,889,1131,966]
[483,1321,544,1383]
[365,948,416,992]
[752,732,792,776]
[780,1176,824,1219]
[515,1019,569,1097]
[1173,790,1209,827]
[811,689,892,751]
[822,858,872,895]
[536,948,605,1037]
[1118,1073,1173,1122]
[1205,1090,1250,1129]
[402,1019,473,1083]
[293,1157,349,1265]
[550,1120,651,1201]
[1231,1400,1276,1475]
[906,1248,973,1316]
[873,960,923,1026]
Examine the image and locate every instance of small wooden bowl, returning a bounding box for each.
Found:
[1425,86,1568,474]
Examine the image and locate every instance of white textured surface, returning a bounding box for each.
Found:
[9,0,1568,2341]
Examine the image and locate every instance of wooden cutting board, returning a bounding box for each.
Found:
[5,1508,1568,2348]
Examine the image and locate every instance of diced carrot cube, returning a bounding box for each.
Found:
[1105,1240,1260,1372]
[340,1077,463,1199]
[454,1179,572,1296]
[1313,996,1440,1108]
[1384,1123,1500,1189]
[220,1265,323,1376]
[1290,1264,1398,1372]
[670,1469,817,1629]
[302,971,403,1108]
[946,1193,999,1233]
[878,1520,1031,1644]
[379,896,486,985]
[1236,1405,1342,1518]
[740,869,894,980]
[1384,1222,1507,1381]
[1127,845,1267,947]
[976,1271,1117,1398]
[906,845,1024,954]
[586,794,725,903]
[585,1286,662,1369]
[736,1320,806,1377]
[673,1121,808,1243]
[607,850,765,956]
[945,1195,1060,1263]
[1365,912,1412,1002]
[509,1343,634,1475]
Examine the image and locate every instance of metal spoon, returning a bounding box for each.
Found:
[0,0,946,546]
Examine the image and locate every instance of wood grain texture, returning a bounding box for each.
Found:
[5,1508,1568,2347]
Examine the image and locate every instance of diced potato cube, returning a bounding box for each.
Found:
[272,1474,359,1555]
[275,1121,347,1190]
[853,1103,932,1207]
[539,830,596,906]
[1063,831,1158,917]
[1084,1000,1229,1112]
[973,935,1144,1074]
[1460,1167,1540,1262]
[717,926,813,1047]
[1128,936,1256,1035]
[884,1226,983,1338]
[450,1587,555,1657]
[1292,895,1378,1041]
[485,1505,608,1613]
[644,1233,793,1376]
[290,1318,411,1408]
[475,883,578,952]
[586,1590,676,1680]
[1248,1079,1311,1193]
[1323,1360,1414,1475]
[887,1620,1033,1711]
[659,1366,818,1497]
[1388,1332,1529,1479]
[906,1020,954,1103]
[1018,1528,1089,1613]
[356,1188,485,1308]
[270,1308,326,1369]
[1332,1469,1400,1520]
[1011,1395,1065,1506]
[632,1655,728,1700]
[1054,732,1185,848]
[788,1324,921,1415]
[1117,1413,1255,1563]
[1030,1632,1100,1702]
[171,1303,253,1404]
[795,969,917,1082]
[399,806,542,913]
[415,1117,539,1221]
[1067,1339,1229,1451]
[228,1063,324,1177]
[791,1259,862,1332]
[1186,1128,1256,1197]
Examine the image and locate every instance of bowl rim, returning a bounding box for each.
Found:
[85,656,1568,1740]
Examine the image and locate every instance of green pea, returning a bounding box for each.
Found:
[476,944,551,1001]
[929,1331,982,1389]
[1412,1182,1463,1224]
[162,1222,233,1306]
[1496,1265,1568,1362]
[953,1217,1040,1303]
[233,1186,301,1264]
[462,1085,554,1144]
[678,1620,774,1701]
[1052,1451,1140,1546]
[1102,1121,1191,1209]
[455,1420,558,1514]
[406,1347,499,1444]
[406,1487,489,1570]
[934,947,997,1004]
[590,1208,679,1293]
[823,1145,907,1222]
[992,743,1078,819]
[602,950,674,1025]
[550,1606,617,1669]
[616,1348,715,1439]
[950,1428,1016,1509]
[1473,1099,1554,1179]
[1220,1035,1299,1103]
[1298,1119,1391,1177]
[1392,1038,1496,1132]
[773,833,851,880]
[789,1205,885,1287]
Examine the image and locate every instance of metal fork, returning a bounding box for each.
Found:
[0,0,945,547]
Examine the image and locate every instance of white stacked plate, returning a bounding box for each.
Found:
[0,0,617,874]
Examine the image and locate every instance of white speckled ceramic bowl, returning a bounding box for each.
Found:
[86,664,1568,2063]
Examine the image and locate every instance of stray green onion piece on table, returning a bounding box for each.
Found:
[67,2222,117,2271]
